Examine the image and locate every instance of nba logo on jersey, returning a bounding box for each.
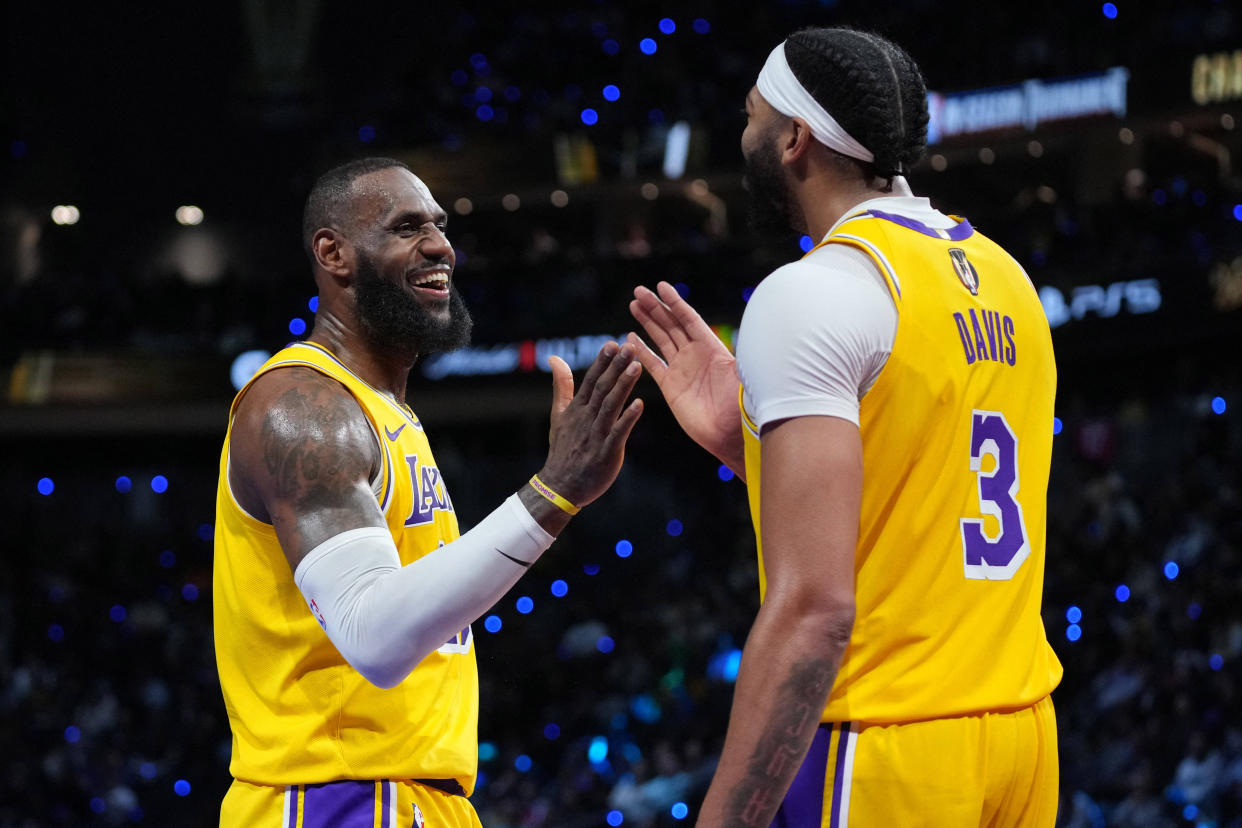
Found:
[949,248,980,295]
[413,803,425,828]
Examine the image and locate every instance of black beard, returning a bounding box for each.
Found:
[353,253,473,358]
[743,138,799,240]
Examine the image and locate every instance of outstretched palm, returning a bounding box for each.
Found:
[628,282,745,476]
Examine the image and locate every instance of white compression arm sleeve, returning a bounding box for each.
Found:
[294,493,554,689]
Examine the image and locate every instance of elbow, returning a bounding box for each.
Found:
[767,592,855,650]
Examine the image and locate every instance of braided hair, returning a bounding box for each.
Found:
[783,27,929,190]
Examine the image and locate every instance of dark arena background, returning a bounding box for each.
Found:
[3,1,1241,826]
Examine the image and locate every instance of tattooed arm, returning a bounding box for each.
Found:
[696,416,860,828]
[229,366,386,567]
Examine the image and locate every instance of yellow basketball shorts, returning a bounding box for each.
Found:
[772,695,1058,827]
[219,778,483,828]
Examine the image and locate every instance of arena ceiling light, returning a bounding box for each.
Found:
[175,205,204,226]
[50,205,80,225]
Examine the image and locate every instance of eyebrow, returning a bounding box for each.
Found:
[387,208,448,226]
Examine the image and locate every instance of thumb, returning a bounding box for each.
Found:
[548,355,574,415]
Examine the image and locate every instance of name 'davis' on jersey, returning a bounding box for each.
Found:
[953,308,1017,366]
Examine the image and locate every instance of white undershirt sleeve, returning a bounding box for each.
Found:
[293,494,553,689]
[736,244,898,431]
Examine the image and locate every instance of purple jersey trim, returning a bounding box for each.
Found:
[769,723,833,828]
[301,779,375,828]
[863,208,975,241]
[380,780,391,828]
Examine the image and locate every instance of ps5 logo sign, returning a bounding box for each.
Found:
[1038,279,1161,328]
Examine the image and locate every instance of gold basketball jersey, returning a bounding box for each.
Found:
[213,341,478,792]
[741,208,1063,724]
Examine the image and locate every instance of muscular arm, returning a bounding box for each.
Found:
[696,416,860,827]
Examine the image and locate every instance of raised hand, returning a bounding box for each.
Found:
[628,281,744,475]
[537,343,644,509]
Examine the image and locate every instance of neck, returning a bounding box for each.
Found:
[306,309,417,402]
[798,174,913,241]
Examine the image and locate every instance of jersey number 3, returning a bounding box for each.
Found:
[960,410,1030,580]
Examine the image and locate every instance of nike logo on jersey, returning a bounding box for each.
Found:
[384,423,406,441]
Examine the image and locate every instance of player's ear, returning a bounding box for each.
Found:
[782,117,814,165]
[312,228,353,279]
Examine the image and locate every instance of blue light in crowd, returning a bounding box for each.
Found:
[174,779,191,797]
[1164,561,1180,580]
[672,802,690,820]
[37,477,54,496]
[90,798,106,814]
[1188,602,1202,620]
[469,53,488,70]
[1102,3,1118,18]
[588,736,609,763]
[630,694,662,723]
[476,104,494,122]
[182,584,200,601]
[159,549,176,568]
[64,725,81,743]
[139,762,157,780]
[648,108,665,124]
[658,18,676,34]
[478,741,497,761]
[581,108,599,126]
[597,636,615,654]
[1053,417,1063,435]
[1212,396,1227,415]
[514,754,532,772]
[516,596,534,614]
[639,38,658,55]
[674,282,690,298]
[484,615,502,633]
[197,523,213,542]
[1066,624,1082,642]
[115,475,132,493]
[110,605,127,623]
[666,519,683,537]
[723,649,742,681]
[1115,584,1131,602]
[543,723,561,740]
[308,296,319,313]
[288,317,307,336]
[504,85,521,102]
[475,86,492,103]
[602,38,620,55]
[603,84,620,102]
[151,475,169,493]
[693,18,710,34]
[1193,190,1207,206]
[1233,204,1242,221]
[1152,189,1167,206]
[1184,805,1199,821]
[357,125,376,143]
[742,286,755,302]
[1211,654,1225,671]
[607,810,624,827]
[615,540,633,558]
[583,563,600,576]
[450,69,468,86]
[48,624,65,642]
[799,235,814,252]
[717,465,735,482]
[551,579,569,597]
[1066,606,1082,624]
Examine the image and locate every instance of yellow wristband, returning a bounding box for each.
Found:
[528,475,581,515]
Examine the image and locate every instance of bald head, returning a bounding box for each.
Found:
[302,157,412,264]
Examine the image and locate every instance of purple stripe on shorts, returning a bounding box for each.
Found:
[301,780,375,828]
[286,785,298,827]
[864,208,975,241]
[380,780,391,828]
[769,723,833,828]
[828,722,852,828]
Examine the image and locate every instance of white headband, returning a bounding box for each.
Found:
[755,41,875,164]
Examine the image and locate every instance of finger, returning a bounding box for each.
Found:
[596,358,642,427]
[585,344,635,412]
[606,397,645,451]
[625,332,667,385]
[654,281,718,342]
[629,298,679,361]
[575,341,620,406]
[548,355,574,415]
[632,286,690,350]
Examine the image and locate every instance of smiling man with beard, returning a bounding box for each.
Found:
[213,158,644,827]
[629,28,1061,828]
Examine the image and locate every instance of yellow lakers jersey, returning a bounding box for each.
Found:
[741,208,1063,724]
[213,341,479,792]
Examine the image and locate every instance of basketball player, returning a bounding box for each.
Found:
[214,158,644,827]
[629,28,1062,827]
